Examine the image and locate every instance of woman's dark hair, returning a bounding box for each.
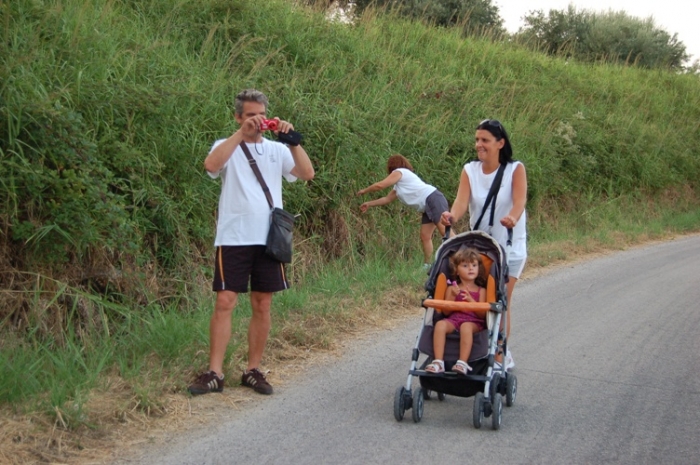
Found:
[476,119,513,164]
[386,154,414,175]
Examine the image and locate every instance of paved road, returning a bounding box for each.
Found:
[115,235,700,465]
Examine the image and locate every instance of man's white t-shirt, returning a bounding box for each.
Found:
[207,138,297,246]
[393,168,437,213]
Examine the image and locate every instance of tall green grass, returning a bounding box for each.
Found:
[3,0,699,277]
[0,255,428,424]
[1,0,699,428]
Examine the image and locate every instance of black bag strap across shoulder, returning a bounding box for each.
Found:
[473,162,506,231]
[239,142,274,209]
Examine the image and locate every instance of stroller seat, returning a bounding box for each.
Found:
[418,251,498,364]
[394,230,516,429]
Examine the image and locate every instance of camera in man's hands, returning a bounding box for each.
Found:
[260,119,278,131]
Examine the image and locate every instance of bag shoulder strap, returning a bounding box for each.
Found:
[239,142,274,209]
[473,162,506,231]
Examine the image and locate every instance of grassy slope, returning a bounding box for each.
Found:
[1,0,700,462]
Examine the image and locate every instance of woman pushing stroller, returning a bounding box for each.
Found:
[441,119,527,370]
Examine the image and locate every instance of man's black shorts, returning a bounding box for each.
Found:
[212,245,289,293]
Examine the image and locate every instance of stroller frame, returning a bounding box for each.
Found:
[393,229,518,430]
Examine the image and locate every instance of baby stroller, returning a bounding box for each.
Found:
[393,229,518,430]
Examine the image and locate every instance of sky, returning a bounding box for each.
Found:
[494,0,699,64]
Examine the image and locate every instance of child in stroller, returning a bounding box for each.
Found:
[425,247,487,376]
[393,230,518,429]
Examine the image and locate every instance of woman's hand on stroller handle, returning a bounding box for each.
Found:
[440,211,453,226]
[441,212,454,240]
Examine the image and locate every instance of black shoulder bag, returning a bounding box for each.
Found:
[472,162,506,232]
[239,142,295,263]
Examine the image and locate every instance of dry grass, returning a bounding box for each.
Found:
[1,230,698,464]
[0,285,425,465]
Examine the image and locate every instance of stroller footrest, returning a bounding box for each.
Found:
[410,369,489,382]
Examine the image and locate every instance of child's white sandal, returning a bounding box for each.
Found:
[453,360,472,375]
[425,359,445,373]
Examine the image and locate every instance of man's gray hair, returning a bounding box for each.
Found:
[234,89,269,115]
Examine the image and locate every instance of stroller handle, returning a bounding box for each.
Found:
[443,225,513,248]
[443,225,451,241]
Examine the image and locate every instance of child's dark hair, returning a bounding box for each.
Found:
[449,247,487,288]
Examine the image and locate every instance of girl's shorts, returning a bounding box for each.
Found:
[422,190,449,225]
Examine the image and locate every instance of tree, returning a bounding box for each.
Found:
[514,5,589,57]
[310,0,505,35]
[582,11,688,69]
[515,6,689,70]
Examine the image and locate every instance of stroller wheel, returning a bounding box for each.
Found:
[491,393,503,430]
[506,373,517,407]
[437,392,446,401]
[394,386,406,422]
[490,372,502,401]
[412,387,424,423]
[472,392,484,429]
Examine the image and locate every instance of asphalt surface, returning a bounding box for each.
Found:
[114,235,700,465]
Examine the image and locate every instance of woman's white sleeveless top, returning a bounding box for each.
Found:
[464,161,527,261]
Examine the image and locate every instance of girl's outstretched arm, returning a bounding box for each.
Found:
[359,190,397,212]
[356,170,403,196]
